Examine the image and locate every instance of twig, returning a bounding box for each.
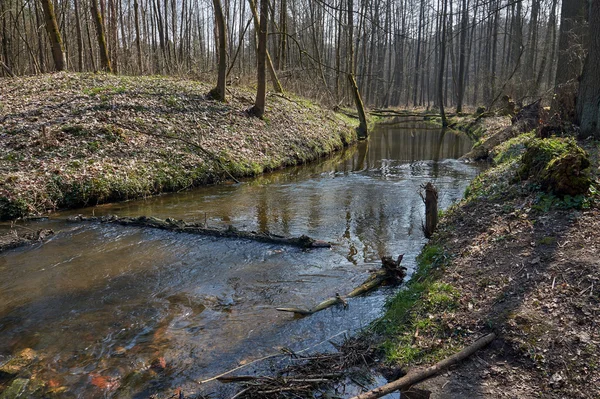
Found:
[257,385,312,394]
[229,387,251,399]
[201,330,348,385]
[349,333,496,399]
[198,354,284,384]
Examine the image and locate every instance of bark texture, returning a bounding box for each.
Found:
[40,0,67,71]
[576,0,600,139]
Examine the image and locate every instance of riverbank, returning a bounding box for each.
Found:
[0,72,356,221]
[374,116,600,398]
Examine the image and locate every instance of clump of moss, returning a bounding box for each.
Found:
[490,132,535,165]
[519,137,592,197]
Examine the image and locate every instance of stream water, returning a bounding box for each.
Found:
[0,124,479,398]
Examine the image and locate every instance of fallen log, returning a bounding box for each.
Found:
[0,229,54,253]
[66,214,331,249]
[349,332,497,399]
[277,255,405,315]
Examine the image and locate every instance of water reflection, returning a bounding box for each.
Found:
[0,124,478,398]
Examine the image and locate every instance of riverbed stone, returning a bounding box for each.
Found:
[0,348,37,376]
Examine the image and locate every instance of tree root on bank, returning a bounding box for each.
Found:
[276,255,406,316]
[65,214,332,249]
[0,229,54,253]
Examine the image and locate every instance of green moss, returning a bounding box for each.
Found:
[519,137,592,196]
[490,132,535,165]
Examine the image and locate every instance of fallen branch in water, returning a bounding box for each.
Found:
[276,255,405,315]
[66,214,331,249]
[349,332,497,399]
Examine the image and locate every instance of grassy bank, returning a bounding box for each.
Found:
[374,119,600,397]
[0,73,357,220]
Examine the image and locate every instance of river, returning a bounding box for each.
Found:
[0,123,479,398]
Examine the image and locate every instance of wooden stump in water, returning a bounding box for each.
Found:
[421,182,438,238]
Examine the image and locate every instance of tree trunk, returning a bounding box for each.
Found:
[576,0,600,139]
[438,0,448,127]
[555,0,586,88]
[455,0,468,113]
[134,0,143,73]
[40,0,67,71]
[349,73,368,138]
[73,0,84,71]
[209,0,227,102]
[91,0,112,72]
[248,0,283,93]
[553,0,586,120]
[249,0,268,118]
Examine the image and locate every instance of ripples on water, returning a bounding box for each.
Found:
[0,125,479,397]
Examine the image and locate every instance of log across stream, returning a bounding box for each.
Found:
[66,214,332,248]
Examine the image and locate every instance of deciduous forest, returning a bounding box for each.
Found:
[1,0,598,124]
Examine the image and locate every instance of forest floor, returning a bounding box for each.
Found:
[0,72,356,221]
[372,115,600,398]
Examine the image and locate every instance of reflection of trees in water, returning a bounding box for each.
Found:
[231,127,475,260]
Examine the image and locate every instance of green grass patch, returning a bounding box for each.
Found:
[373,244,461,365]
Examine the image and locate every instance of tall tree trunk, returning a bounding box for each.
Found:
[73,0,84,71]
[553,0,586,120]
[134,0,143,73]
[249,0,268,118]
[209,0,227,101]
[535,0,557,91]
[40,0,67,71]
[555,0,586,88]
[248,0,283,93]
[438,0,448,126]
[347,0,367,136]
[91,0,112,72]
[576,0,600,139]
[456,0,468,113]
[413,0,424,107]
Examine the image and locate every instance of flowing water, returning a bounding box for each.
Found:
[0,124,479,398]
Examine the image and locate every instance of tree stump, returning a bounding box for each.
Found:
[421,182,438,238]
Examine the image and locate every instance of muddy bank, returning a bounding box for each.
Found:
[0,228,53,253]
[0,73,356,220]
[374,118,600,398]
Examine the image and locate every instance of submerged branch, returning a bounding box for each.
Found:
[66,215,332,249]
[276,255,406,315]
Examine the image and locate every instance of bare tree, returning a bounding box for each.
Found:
[91,0,113,72]
[40,0,67,71]
[208,0,227,101]
[249,0,268,118]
